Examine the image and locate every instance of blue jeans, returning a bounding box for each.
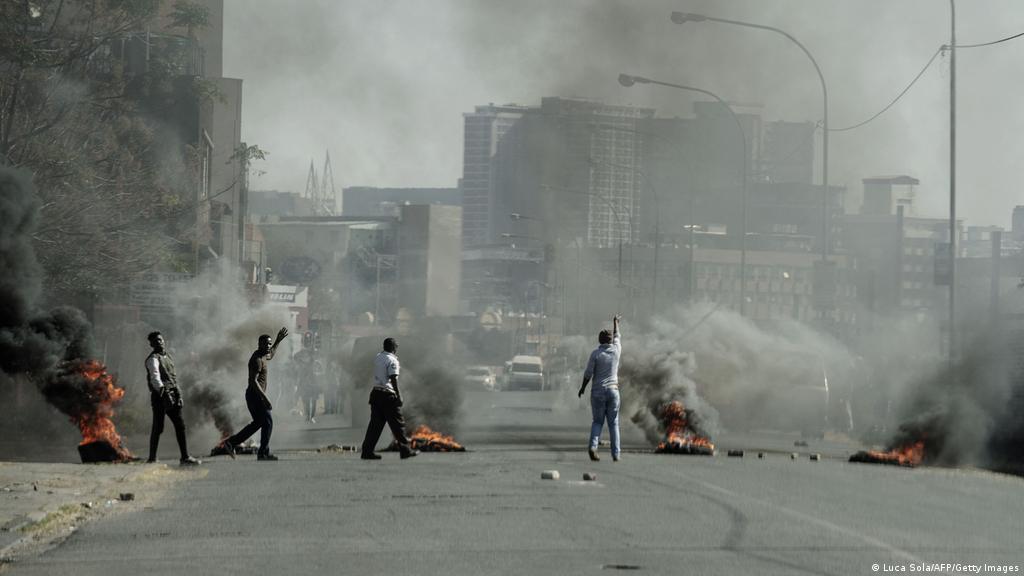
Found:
[589,387,620,457]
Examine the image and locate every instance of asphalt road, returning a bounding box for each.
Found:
[9,391,1024,575]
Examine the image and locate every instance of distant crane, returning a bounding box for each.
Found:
[303,150,338,216]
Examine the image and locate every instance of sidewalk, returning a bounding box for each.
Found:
[0,461,202,567]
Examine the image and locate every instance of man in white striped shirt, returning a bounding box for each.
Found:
[360,337,418,460]
[145,331,200,466]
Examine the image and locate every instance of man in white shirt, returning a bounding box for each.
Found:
[145,331,200,466]
[578,316,622,462]
[360,337,418,460]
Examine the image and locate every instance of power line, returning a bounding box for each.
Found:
[829,47,942,133]
[957,30,1024,49]
[826,28,1024,133]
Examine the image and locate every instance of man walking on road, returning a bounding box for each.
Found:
[360,337,418,460]
[145,332,200,466]
[223,327,289,461]
[578,315,622,462]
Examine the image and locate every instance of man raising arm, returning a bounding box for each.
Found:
[579,315,622,462]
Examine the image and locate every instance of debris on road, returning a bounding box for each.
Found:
[317,444,358,453]
[541,470,560,480]
[582,473,597,481]
[119,493,134,501]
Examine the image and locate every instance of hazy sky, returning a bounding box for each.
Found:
[223,0,1024,228]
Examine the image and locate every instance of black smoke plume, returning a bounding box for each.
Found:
[0,167,130,453]
[882,333,1020,467]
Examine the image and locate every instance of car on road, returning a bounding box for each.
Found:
[463,366,496,391]
[505,355,545,391]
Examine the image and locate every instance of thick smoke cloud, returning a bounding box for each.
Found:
[166,260,290,439]
[883,334,1019,467]
[344,328,465,435]
[0,167,120,449]
[226,0,1024,228]
[614,303,852,445]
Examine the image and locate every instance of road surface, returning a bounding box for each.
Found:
[7,391,1023,575]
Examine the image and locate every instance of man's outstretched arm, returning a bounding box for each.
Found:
[268,327,289,360]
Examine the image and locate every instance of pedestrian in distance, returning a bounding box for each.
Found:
[578,315,622,462]
[144,331,201,466]
[222,327,289,461]
[360,337,419,460]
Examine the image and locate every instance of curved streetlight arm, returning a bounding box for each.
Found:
[671,13,827,113]
[671,11,830,266]
[619,74,746,153]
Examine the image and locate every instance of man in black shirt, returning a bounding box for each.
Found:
[145,332,200,466]
[223,327,289,461]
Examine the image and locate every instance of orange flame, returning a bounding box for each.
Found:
[409,425,465,452]
[656,401,715,453]
[853,441,925,467]
[72,360,132,460]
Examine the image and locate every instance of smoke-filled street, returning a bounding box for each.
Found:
[5,391,1022,576]
[5,0,1024,573]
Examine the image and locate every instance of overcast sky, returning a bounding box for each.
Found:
[223,0,1024,228]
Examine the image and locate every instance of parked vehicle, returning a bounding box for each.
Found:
[505,355,545,391]
[464,366,496,391]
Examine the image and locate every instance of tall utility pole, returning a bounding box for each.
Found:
[948,0,957,366]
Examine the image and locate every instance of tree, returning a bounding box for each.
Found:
[0,0,216,302]
[169,0,209,39]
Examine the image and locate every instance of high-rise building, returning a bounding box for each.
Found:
[461,104,528,247]
[398,205,463,317]
[1012,206,1024,242]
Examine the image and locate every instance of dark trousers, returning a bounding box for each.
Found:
[150,393,189,461]
[227,387,273,455]
[361,389,412,455]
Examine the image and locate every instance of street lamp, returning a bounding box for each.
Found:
[670,11,830,267]
[618,73,749,316]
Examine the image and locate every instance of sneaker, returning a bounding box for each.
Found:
[361,452,382,460]
[180,456,201,466]
[220,440,236,459]
[145,458,158,464]
[256,453,279,461]
[400,449,420,460]
[612,455,620,462]
[588,449,600,462]
[309,417,316,424]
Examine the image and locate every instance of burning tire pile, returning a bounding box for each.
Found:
[849,441,925,467]
[46,360,134,464]
[387,425,465,453]
[653,401,716,456]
